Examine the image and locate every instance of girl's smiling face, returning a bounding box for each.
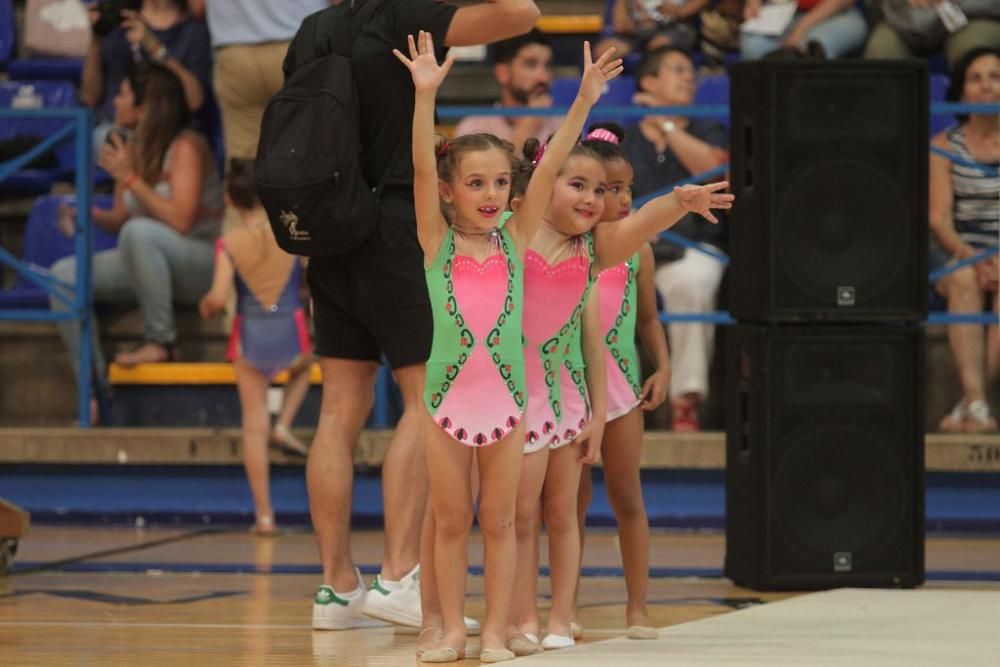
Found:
[546,155,607,236]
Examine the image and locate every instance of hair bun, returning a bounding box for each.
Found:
[522,137,541,162]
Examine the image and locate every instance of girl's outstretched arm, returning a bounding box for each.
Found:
[394,31,455,260]
[509,41,623,252]
[635,243,670,411]
[577,289,607,464]
[593,181,734,270]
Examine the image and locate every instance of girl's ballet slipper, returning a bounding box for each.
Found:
[420,647,462,663]
[479,647,516,663]
[506,633,541,656]
[626,625,658,640]
[416,628,443,658]
[540,633,575,650]
[570,621,583,639]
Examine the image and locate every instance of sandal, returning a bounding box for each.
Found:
[965,400,998,433]
[939,400,968,432]
[114,341,178,367]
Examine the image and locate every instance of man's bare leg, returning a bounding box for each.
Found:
[308,357,378,591]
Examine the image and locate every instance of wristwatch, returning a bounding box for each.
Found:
[661,120,677,136]
[152,44,168,63]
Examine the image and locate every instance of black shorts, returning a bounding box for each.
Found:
[307,198,432,369]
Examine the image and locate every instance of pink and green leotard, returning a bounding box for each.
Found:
[424,227,526,446]
[522,233,596,453]
[598,252,642,421]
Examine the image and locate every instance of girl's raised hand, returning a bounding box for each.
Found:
[578,41,625,105]
[673,181,735,224]
[393,31,456,94]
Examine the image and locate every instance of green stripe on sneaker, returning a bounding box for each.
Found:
[314,586,349,607]
[369,576,391,597]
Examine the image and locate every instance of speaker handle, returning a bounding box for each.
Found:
[742,121,753,190]
[738,345,751,464]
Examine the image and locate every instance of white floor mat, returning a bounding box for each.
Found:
[518,588,1000,666]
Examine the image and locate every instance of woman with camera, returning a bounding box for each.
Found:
[81,0,212,147]
[50,64,223,418]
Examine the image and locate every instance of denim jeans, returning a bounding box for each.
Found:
[740,7,868,60]
[49,217,215,385]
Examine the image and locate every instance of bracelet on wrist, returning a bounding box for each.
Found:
[124,173,140,190]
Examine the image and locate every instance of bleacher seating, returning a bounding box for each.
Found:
[7,58,85,83]
[930,73,952,136]
[0,194,116,309]
[0,80,80,194]
[0,0,13,68]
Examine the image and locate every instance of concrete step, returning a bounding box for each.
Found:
[1,427,998,473]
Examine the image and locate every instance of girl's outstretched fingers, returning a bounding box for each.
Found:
[673,181,736,224]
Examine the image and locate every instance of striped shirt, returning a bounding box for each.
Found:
[947,124,999,248]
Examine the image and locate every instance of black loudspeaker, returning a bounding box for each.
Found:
[729,61,929,322]
[725,324,925,590]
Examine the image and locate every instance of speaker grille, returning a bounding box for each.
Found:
[776,160,909,308]
[771,424,908,574]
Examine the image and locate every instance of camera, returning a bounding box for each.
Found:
[92,0,144,37]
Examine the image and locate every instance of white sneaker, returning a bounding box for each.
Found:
[312,568,368,630]
[362,564,482,633]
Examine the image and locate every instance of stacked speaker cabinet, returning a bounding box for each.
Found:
[724,61,928,590]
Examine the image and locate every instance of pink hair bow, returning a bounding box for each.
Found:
[585,128,619,145]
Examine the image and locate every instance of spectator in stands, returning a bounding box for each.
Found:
[620,47,728,431]
[50,64,223,401]
[81,0,212,146]
[699,0,747,68]
[597,0,705,57]
[739,0,867,60]
[453,30,562,154]
[929,47,999,433]
[204,0,330,162]
[200,158,313,536]
[864,0,1000,68]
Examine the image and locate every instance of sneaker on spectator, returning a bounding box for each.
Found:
[362,564,481,633]
[312,568,367,630]
[671,395,700,432]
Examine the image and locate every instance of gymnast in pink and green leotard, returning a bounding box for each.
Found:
[424,226,526,445]
[598,250,643,420]
[522,233,597,452]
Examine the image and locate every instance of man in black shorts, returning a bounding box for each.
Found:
[299,0,541,631]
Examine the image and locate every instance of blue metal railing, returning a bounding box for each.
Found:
[0,108,95,426]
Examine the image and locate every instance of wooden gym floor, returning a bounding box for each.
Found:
[1,526,998,665]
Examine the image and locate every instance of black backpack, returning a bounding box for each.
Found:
[255,0,389,256]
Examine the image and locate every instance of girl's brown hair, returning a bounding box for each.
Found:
[226,158,258,210]
[511,136,600,198]
[435,133,516,183]
[127,63,191,183]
